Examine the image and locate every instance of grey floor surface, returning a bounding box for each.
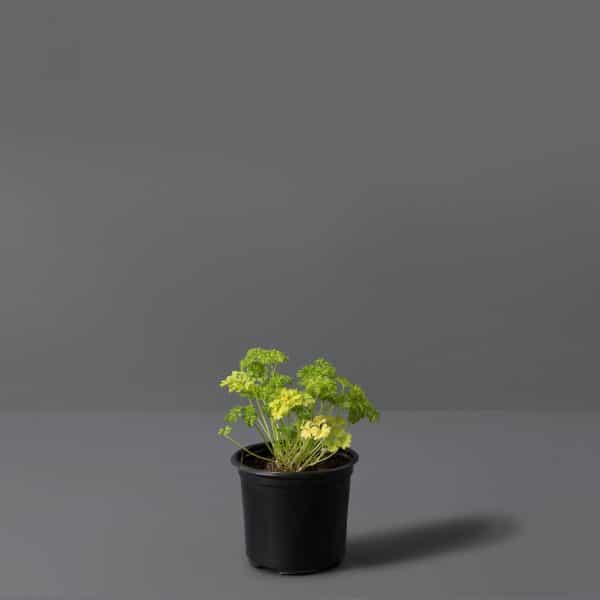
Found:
[0,411,598,599]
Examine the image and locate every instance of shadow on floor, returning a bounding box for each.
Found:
[343,513,519,569]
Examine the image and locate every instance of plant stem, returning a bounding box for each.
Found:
[223,434,274,463]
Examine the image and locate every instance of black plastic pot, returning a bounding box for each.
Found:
[231,443,359,574]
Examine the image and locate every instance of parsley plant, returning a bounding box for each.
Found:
[218,348,379,472]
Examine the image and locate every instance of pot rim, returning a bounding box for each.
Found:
[231,442,359,479]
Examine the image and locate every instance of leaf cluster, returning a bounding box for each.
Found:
[218,347,379,471]
[297,358,379,424]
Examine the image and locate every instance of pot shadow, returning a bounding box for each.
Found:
[343,513,519,570]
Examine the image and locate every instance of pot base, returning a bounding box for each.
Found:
[249,557,342,575]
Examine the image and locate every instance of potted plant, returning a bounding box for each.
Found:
[218,347,379,574]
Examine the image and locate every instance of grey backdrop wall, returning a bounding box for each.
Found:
[1,1,599,410]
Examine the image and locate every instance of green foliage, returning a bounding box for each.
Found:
[218,347,379,472]
[242,404,257,427]
[240,347,288,377]
[297,358,339,402]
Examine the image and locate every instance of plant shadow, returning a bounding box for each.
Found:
[343,513,519,570]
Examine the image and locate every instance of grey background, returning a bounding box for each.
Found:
[1,1,599,410]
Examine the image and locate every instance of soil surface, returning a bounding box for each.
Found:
[240,449,352,472]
